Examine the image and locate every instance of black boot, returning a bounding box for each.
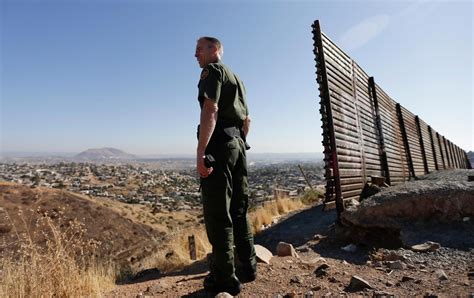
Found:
[203,273,242,296]
[236,263,257,283]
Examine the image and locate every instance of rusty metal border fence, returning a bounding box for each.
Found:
[312,20,471,217]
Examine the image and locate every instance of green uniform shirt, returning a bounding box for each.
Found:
[198,60,248,127]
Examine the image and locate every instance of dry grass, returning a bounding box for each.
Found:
[0,183,321,296]
[142,196,309,273]
[140,225,211,273]
[250,197,305,233]
[0,208,115,297]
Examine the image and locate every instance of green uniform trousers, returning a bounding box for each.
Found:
[201,136,256,283]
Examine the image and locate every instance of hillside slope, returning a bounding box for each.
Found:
[0,182,199,268]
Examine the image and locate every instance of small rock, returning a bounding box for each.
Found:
[373,261,383,268]
[380,251,406,262]
[435,269,448,281]
[277,242,299,258]
[387,260,407,270]
[284,292,296,298]
[313,234,325,240]
[411,241,441,252]
[373,291,395,298]
[255,244,273,264]
[346,275,373,292]
[366,260,372,266]
[341,244,357,252]
[463,217,470,222]
[359,183,381,201]
[296,245,309,253]
[423,293,438,298]
[304,291,314,298]
[307,257,327,265]
[343,271,349,276]
[344,198,360,208]
[290,276,302,284]
[312,285,322,291]
[386,281,394,287]
[314,263,329,277]
[329,277,337,283]
[407,264,416,270]
[215,293,233,298]
[401,276,415,282]
[420,264,426,269]
[467,271,474,278]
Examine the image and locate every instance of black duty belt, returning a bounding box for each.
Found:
[196,124,251,150]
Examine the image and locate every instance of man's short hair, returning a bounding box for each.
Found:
[199,36,224,58]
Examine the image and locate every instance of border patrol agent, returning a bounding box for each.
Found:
[195,36,257,295]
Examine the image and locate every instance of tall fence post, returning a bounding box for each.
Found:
[442,137,451,168]
[312,20,343,218]
[428,126,439,171]
[415,116,429,174]
[369,77,391,185]
[396,104,416,179]
[452,143,458,168]
[456,146,462,168]
[451,142,459,168]
[188,235,196,260]
[456,147,463,168]
[436,132,446,169]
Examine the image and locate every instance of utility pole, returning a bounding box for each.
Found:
[298,164,314,191]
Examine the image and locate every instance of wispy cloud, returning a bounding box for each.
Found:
[338,14,390,52]
[394,0,441,21]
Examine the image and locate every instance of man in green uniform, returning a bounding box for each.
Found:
[195,36,257,295]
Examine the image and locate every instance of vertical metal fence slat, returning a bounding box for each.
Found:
[436,132,446,169]
[442,137,451,168]
[369,77,391,185]
[428,126,439,171]
[312,20,343,217]
[415,116,429,174]
[351,61,367,183]
[396,104,416,179]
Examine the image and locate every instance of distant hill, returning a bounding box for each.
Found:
[75,147,136,161]
[468,151,473,168]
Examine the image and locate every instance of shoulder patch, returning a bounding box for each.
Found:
[200,69,209,80]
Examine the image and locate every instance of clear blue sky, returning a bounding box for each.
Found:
[1,0,472,156]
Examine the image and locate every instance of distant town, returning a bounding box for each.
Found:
[0,157,325,212]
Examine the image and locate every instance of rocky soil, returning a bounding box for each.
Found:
[106,170,474,297]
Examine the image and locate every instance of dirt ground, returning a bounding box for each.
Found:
[106,203,474,297]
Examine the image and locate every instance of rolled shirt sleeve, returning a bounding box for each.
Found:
[198,64,222,105]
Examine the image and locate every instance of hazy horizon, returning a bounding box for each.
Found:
[0,148,325,158]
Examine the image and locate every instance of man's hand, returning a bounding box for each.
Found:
[243,116,251,137]
[197,152,213,178]
[197,98,218,178]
